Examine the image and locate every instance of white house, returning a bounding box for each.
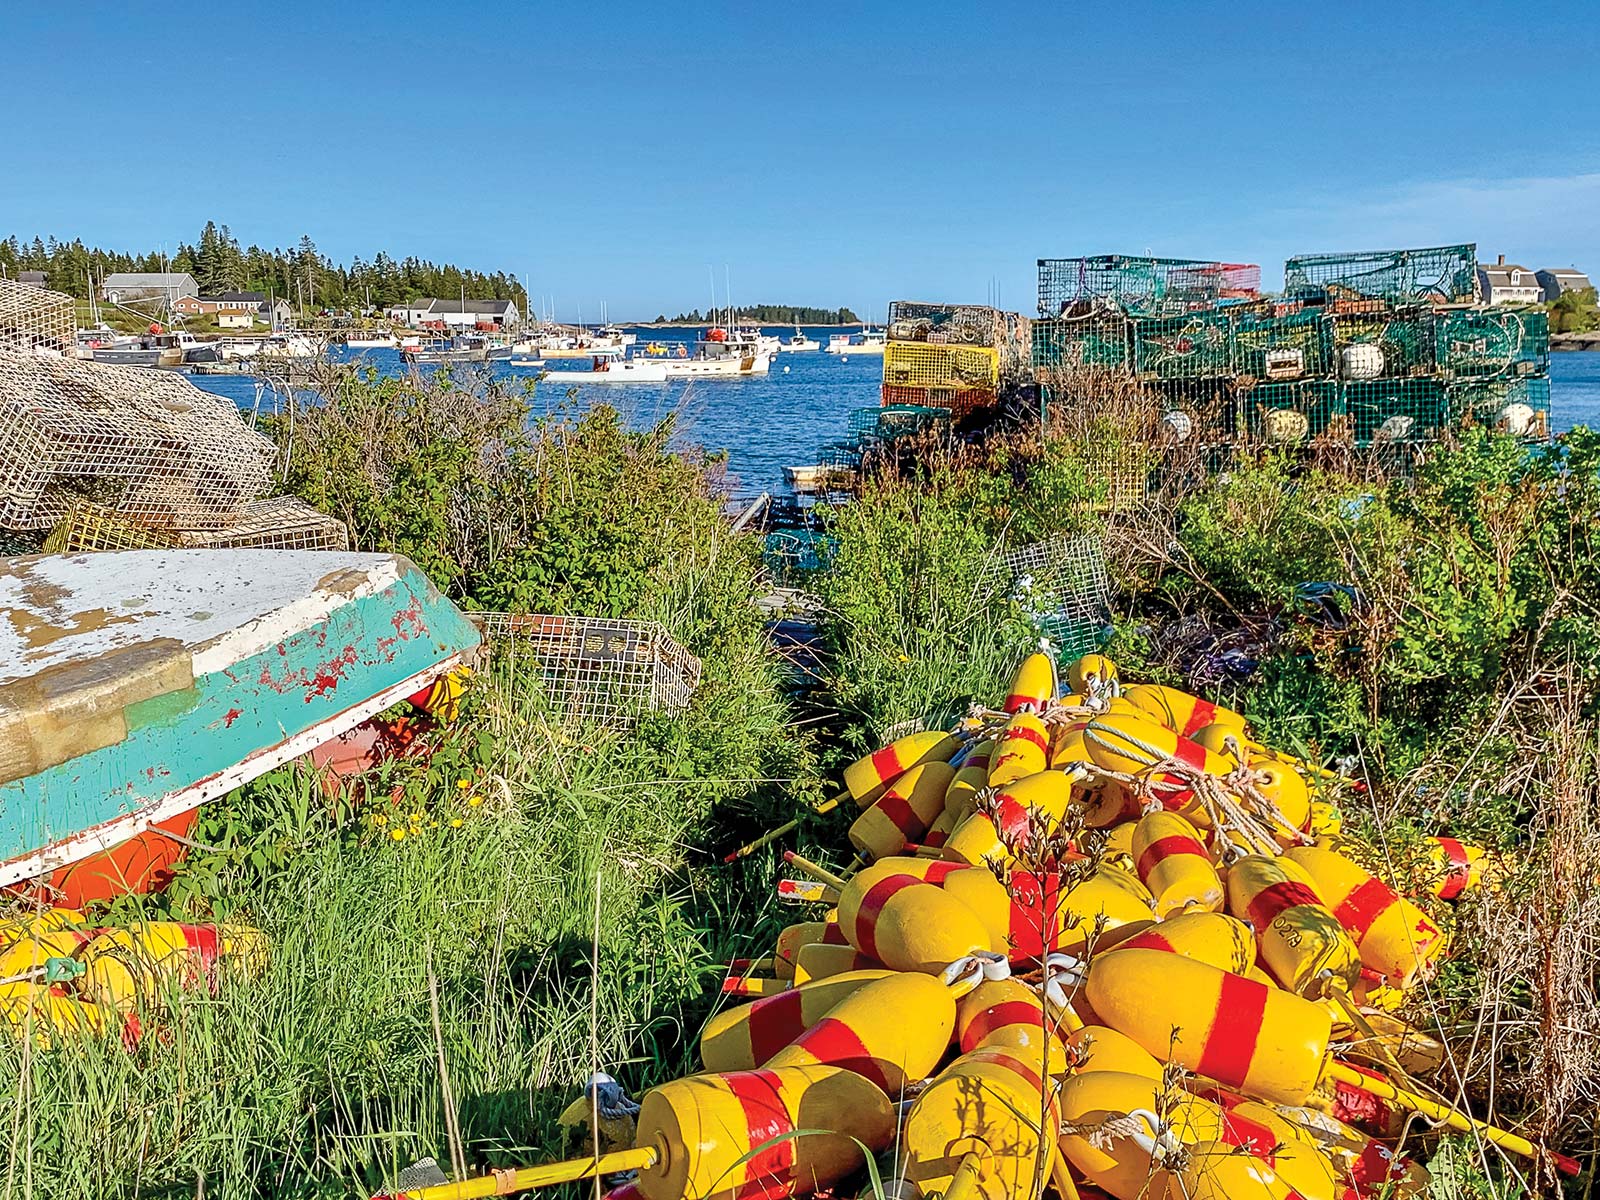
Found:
[100,272,199,304]
[1535,267,1592,302]
[1477,256,1542,306]
[388,298,520,329]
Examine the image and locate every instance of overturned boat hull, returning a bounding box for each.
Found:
[0,550,480,893]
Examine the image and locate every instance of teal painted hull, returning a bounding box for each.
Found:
[0,551,480,885]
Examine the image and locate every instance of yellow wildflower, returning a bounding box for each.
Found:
[389,828,406,842]
[372,813,387,826]
[449,818,463,828]
[456,778,471,790]
[468,795,483,807]
[409,812,425,824]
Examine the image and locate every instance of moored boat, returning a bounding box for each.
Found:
[542,355,670,384]
[0,550,480,895]
[400,333,511,364]
[780,325,821,352]
[823,327,887,356]
[648,327,772,377]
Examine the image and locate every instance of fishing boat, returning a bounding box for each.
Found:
[218,333,323,361]
[400,333,512,364]
[780,326,820,352]
[344,331,399,349]
[89,330,186,369]
[823,327,888,356]
[650,327,772,377]
[543,355,670,384]
[0,550,480,897]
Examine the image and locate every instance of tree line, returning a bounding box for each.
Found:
[659,304,861,324]
[0,224,523,312]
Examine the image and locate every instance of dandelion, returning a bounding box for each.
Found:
[468,795,483,807]
[389,828,406,842]
[409,812,425,824]
[456,778,471,790]
[450,818,463,828]
[897,653,909,663]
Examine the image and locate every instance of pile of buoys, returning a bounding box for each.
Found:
[383,652,1578,1200]
[0,907,266,1047]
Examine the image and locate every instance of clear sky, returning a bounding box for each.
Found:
[5,2,1598,319]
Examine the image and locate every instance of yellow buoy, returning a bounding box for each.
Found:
[1084,950,1332,1106]
[847,760,959,861]
[836,871,995,974]
[1003,652,1057,714]
[986,714,1050,787]
[766,972,955,1092]
[942,738,996,822]
[1064,1025,1162,1080]
[1226,854,1360,998]
[700,970,894,1073]
[1131,810,1223,917]
[1284,846,1447,989]
[1058,1070,1222,1200]
[955,977,1069,1074]
[1110,910,1257,975]
[792,942,881,985]
[940,770,1074,867]
[1064,653,1118,697]
[842,731,961,807]
[1121,684,1246,738]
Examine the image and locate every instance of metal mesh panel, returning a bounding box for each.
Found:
[179,497,351,551]
[1329,310,1434,378]
[880,384,997,422]
[1037,255,1259,318]
[42,498,180,552]
[1031,315,1132,372]
[0,350,275,530]
[1230,310,1331,380]
[1434,309,1549,379]
[882,341,999,390]
[1284,245,1478,304]
[0,277,76,356]
[1132,313,1234,380]
[470,612,701,727]
[885,302,1000,346]
[1001,534,1110,659]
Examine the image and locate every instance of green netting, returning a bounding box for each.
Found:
[1331,310,1435,377]
[1284,244,1478,304]
[1342,379,1449,445]
[1231,310,1332,379]
[1243,381,1344,442]
[816,442,862,469]
[1132,312,1234,380]
[1434,309,1550,379]
[1032,315,1132,371]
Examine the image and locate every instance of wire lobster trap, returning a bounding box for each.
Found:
[1131,312,1234,381]
[847,404,950,446]
[1434,308,1549,379]
[999,533,1111,660]
[1230,309,1332,381]
[885,301,1001,347]
[470,612,702,727]
[882,341,1000,390]
[1032,314,1132,373]
[1447,377,1551,438]
[1239,381,1347,445]
[43,495,350,553]
[1328,309,1435,379]
[1283,244,1478,305]
[0,277,76,356]
[1038,256,1258,318]
[0,350,275,530]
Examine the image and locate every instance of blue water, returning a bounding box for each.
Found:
[190,326,881,500]
[186,332,1600,499]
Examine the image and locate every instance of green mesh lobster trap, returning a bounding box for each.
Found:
[1032,315,1133,372]
[1447,377,1551,437]
[1329,309,1436,378]
[1037,256,1259,318]
[1434,309,1550,379]
[848,404,951,446]
[1132,312,1235,380]
[1284,244,1478,305]
[1342,379,1450,446]
[999,533,1111,660]
[1241,381,1345,443]
[1231,309,1332,380]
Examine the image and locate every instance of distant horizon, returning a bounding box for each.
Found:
[3,3,1596,316]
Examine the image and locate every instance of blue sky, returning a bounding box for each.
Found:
[4,2,1598,319]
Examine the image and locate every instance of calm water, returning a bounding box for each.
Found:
[187,333,1600,499]
[192,326,881,501]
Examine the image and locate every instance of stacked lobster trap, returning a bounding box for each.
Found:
[881,301,1032,423]
[1031,243,1552,456]
[0,349,350,554]
[0,276,76,357]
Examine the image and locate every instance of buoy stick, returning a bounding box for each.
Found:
[384,1146,658,1199]
[941,1151,984,1200]
[1325,1063,1579,1175]
[782,851,848,890]
[723,791,851,862]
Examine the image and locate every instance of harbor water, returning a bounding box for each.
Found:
[186,331,1600,501]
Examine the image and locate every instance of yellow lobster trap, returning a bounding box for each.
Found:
[882,341,999,391]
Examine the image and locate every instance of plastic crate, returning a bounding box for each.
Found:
[1284,244,1477,305]
[1132,312,1234,380]
[1031,315,1132,372]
